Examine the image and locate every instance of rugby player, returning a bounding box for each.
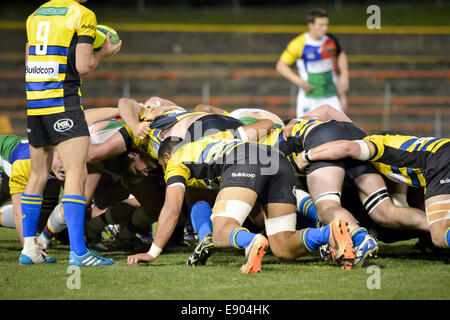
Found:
[280,116,430,267]
[295,133,449,249]
[126,133,356,272]
[23,0,121,265]
[276,8,349,117]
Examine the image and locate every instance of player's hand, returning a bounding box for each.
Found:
[296,151,309,171]
[142,108,162,121]
[299,80,313,94]
[282,118,298,141]
[127,252,154,266]
[99,32,122,58]
[132,121,150,139]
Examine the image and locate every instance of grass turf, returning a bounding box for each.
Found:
[0,228,448,300]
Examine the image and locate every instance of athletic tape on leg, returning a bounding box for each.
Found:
[211,200,252,226]
[314,192,341,205]
[265,213,297,237]
[426,200,450,225]
[362,187,390,214]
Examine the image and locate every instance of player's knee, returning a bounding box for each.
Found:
[430,230,446,248]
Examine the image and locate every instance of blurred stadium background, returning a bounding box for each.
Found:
[0,0,449,137]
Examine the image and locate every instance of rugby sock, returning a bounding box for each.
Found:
[21,193,43,238]
[350,227,370,248]
[37,204,66,249]
[62,195,88,256]
[0,204,15,228]
[300,225,331,252]
[229,227,256,249]
[445,227,450,248]
[297,193,319,223]
[190,201,213,241]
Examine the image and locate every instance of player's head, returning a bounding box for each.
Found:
[127,151,159,177]
[158,136,183,171]
[306,8,329,39]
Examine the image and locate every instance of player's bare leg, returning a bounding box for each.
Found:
[425,194,450,248]
[211,187,269,274]
[355,173,429,231]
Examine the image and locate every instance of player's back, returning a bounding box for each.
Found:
[26,0,97,116]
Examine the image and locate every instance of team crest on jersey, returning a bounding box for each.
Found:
[54,119,74,132]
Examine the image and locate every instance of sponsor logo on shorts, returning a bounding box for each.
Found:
[54,118,74,132]
[440,178,450,184]
[26,61,59,79]
[231,172,256,179]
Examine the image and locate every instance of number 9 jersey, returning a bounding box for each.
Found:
[25,0,97,116]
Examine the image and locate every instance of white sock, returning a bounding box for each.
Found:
[37,204,66,249]
[0,204,15,228]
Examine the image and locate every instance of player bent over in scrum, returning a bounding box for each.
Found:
[295,133,449,249]
[127,132,356,272]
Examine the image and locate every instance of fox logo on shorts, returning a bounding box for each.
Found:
[54,119,74,132]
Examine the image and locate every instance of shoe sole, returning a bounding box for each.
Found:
[186,239,215,267]
[353,245,379,269]
[239,236,269,274]
[328,219,355,270]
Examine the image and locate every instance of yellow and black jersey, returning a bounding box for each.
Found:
[365,134,450,188]
[164,131,248,188]
[25,0,96,116]
[119,125,163,160]
[290,119,330,141]
[119,109,185,160]
[149,110,206,130]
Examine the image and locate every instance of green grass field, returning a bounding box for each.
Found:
[0,228,448,300]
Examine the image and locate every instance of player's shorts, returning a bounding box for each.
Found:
[27,108,90,147]
[424,142,450,200]
[297,93,343,117]
[304,120,378,179]
[220,144,296,206]
[185,114,244,141]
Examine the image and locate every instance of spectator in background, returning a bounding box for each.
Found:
[276,8,349,117]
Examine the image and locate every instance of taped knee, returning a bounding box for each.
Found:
[211,200,252,226]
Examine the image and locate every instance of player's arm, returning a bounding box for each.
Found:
[276,59,312,93]
[84,107,120,127]
[76,34,121,76]
[75,10,121,76]
[86,130,127,163]
[336,51,349,110]
[25,42,29,66]
[240,119,275,141]
[9,159,32,244]
[118,98,150,140]
[276,37,312,93]
[141,105,186,121]
[127,184,185,265]
[295,139,376,170]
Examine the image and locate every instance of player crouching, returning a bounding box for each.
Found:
[127,132,355,272]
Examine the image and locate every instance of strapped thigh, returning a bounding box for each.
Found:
[211,200,252,226]
[426,199,450,225]
[362,187,390,214]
